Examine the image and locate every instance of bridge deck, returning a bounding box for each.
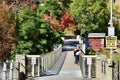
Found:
[34,51,90,80]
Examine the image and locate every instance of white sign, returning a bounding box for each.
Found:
[31,57,36,64]
[108,27,115,36]
[87,57,92,65]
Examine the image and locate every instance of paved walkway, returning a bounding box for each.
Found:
[34,51,90,80]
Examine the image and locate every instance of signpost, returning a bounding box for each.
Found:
[107,0,115,69]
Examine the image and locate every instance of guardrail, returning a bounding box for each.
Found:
[26,44,62,77]
[0,61,20,80]
[79,52,97,78]
[40,44,62,75]
[112,61,120,80]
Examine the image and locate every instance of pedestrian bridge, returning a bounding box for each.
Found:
[34,51,90,80]
[0,39,116,80]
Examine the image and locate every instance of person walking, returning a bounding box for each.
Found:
[74,47,80,64]
[75,49,80,64]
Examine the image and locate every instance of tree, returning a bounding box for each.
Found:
[112,3,120,39]
[44,13,65,31]
[0,2,16,61]
[106,1,120,39]
[38,0,76,33]
[40,0,72,20]
[11,6,63,57]
[70,0,109,36]
[61,12,77,30]
[44,11,77,32]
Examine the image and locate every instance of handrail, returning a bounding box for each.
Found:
[40,44,62,75]
[0,61,20,80]
[79,48,97,78]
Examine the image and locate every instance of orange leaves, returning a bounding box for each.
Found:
[0,3,16,61]
[44,13,65,31]
[44,12,77,31]
[44,13,59,25]
[61,12,77,30]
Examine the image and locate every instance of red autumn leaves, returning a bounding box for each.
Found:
[44,12,77,31]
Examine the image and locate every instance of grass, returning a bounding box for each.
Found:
[94,49,120,67]
[94,49,120,61]
[113,52,120,64]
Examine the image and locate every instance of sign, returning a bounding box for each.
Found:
[108,27,115,36]
[106,36,117,49]
[87,57,92,65]
[31,57,36,64]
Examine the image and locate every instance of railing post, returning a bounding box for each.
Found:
[2,62,7,80]
[38,57,40,76]
[82,57,86,77]
[87,57,92,78]
[9,61,13,80]
[118,60,120,80]
[40,57,43,75]
[102,60,106,74]
[17,62,20,80]
[32,64,35,77]
[88,64,91,78]
[112,61,114,80]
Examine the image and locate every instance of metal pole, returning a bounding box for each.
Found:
[110,0,113,27]
[109,1,114,80]
[110,49,113,63]
[109,0,114,63]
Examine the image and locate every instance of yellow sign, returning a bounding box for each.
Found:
[106,36,117,49]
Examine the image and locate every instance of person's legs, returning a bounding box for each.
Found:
[76,55,79,64]
[75,55,77,64]
[74,56,76,64]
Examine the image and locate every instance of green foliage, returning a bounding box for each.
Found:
[113,52,120,64]
[86,48,95,55]
[113,3,120,39]
[70,0,109,35]
[39,0,72,20]
[11,7,63,56]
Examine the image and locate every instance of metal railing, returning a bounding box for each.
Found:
[79,51,97,78]
[0,61,20,80]
[112,61,120,80]
[26,44,62,77]
[40,44,62,75]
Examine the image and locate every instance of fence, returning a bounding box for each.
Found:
[40,44,62,76]
[25,44,62,77]
[0,61,20,80]
[101,59,120,80]
[26,55,41,77]
[79,52,97,78]
[0,44,62,80]
[112,61,120,80]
